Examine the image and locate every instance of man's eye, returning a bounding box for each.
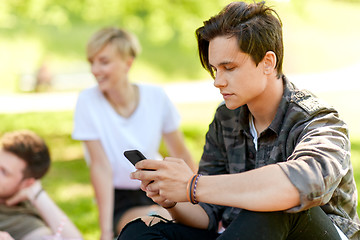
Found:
[225,66,235,71]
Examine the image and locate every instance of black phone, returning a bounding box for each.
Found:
[124,150,147,166]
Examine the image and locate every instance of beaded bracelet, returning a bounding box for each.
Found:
[192,174,202,204]
[187,174,202,204]
[186,174,197,203]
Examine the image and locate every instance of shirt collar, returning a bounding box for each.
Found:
[237,75,295,137]
[267,75,295,135]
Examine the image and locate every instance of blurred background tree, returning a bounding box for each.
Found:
[0,0,359,92]
[1,1,359,238]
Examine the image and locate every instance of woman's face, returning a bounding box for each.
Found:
[89,43,132,92]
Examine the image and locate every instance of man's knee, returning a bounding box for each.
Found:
[218,210,292,240]
[117,218,157,240]
[219,208,341,240]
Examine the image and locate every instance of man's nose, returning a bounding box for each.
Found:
[213,72,227,88]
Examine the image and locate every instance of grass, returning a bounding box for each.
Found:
[0,99,359,239]
[0,109,213,239]
[0,1,359,238]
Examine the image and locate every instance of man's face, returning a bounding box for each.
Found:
[209,36,268,110]
[0,149,27,199]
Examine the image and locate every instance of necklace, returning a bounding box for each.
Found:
[108,85,139,118]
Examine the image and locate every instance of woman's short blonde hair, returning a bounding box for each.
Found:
[87,27,141,61]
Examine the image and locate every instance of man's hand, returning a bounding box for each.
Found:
[5,180,42,206]
[146,189,177,209]
[131,157,194,204]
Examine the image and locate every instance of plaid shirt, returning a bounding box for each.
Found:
[199,76,360,239]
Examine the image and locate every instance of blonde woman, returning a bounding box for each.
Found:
[72,27,196,240]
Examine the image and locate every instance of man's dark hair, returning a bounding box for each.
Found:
[1,130,50,179]
[196,1,283,78]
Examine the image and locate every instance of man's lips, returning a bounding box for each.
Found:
[221,92,233,99]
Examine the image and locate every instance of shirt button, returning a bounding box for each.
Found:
[295,92,305,99]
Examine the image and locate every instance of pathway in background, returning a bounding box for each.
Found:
[1,62,359,135]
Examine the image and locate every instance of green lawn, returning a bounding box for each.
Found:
[1,1,359,238]
[0,109,214,239]
[0,99,359,239]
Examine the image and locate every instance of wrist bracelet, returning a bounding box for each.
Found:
[33,188,44,202]
[186,174,197,203]
[192,174,202,204]
[187,174,202,204]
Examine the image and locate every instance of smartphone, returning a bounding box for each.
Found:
[124,150,147,166]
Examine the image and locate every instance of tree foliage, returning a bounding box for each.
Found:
[1,0,226,46]
[0,0,231,85]
[0,0,359,91]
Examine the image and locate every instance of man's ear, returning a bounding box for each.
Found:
[19,177,35,189]
[263,51,277,75]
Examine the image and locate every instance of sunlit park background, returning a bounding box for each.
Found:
[1,0,360,238]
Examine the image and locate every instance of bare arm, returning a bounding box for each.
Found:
[5,181,82,239]
[84,140,114,240]
[196,164,300,211]
[162,130,197,172]
[132,158,300,227]
[167,203,209,229]
[31,184,83,238]
[0,231,14,240]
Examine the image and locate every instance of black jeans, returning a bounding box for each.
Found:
[117,206,342,240]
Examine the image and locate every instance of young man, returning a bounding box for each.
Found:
[0,130,82,240]
[120,1,360,240]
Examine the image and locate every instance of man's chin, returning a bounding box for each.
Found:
[225,102,241,110]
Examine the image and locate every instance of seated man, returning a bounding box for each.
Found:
[0,130,82,240]
[120,1,359,240]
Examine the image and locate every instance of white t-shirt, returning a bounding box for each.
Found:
[72,84,181,189]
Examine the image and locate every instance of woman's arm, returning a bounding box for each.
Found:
[162,130,197,172]
[5,181,82,239]
[0,231,14,240]
[84,140,114,240]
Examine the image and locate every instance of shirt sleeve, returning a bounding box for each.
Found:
[198,110,229,231]
[72,90,99,140]
[277,111,351,212]
[160,88,181,134]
